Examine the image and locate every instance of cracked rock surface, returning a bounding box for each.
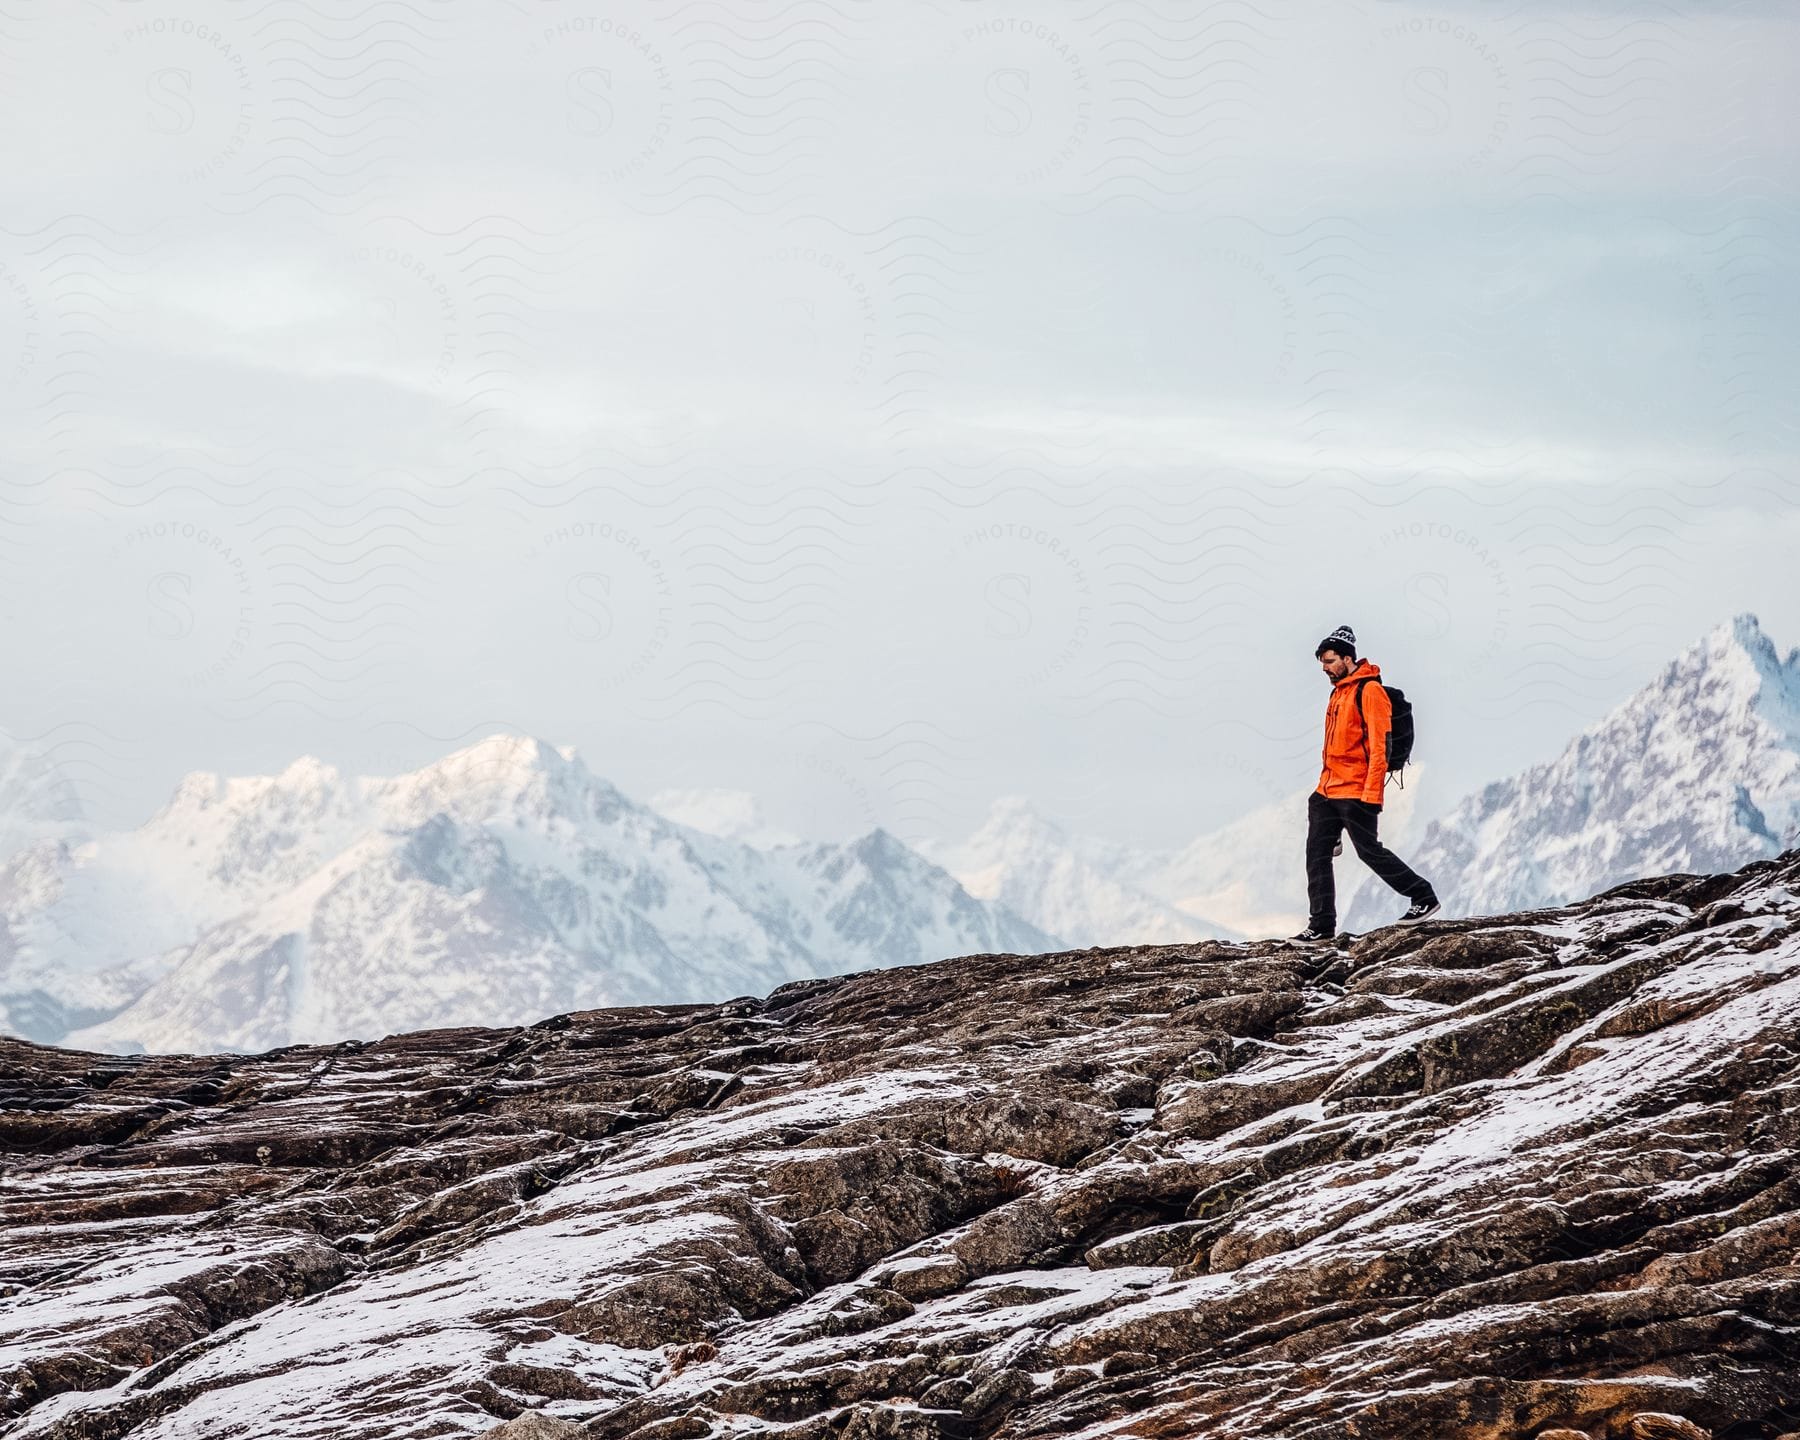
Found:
[4,851,1800,1439]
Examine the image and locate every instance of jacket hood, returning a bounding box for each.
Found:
[1333,659,1380,687]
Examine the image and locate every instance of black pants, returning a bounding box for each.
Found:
[1305,790,1435,932]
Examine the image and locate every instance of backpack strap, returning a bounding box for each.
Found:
[1352,676,1404,787]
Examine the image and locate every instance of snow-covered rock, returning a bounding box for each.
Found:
[5,847,1798,1439]
[2,736,1052,1054]
[1349,613,1800,926]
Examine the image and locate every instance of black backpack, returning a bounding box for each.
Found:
[1355,677,1415,779]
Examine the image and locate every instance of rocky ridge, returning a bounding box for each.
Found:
[3,850,1800,1439]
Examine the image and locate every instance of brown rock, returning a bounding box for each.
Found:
[878,1254,966,1301]
[830,1403,943,1440]
[480,1415,589,1439]
[941,1092,1124,1166]
[1086,1218,1218,1269]
[917,1377,971,1408]
[488,1364,604,1402]
[629,1418,713,1440]
[1628,1416,1710,1440]
[1156,1067,1335,1140]
[962,1368,1034,1420]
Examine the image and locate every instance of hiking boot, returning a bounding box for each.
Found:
[1289,925,1334,943]
[1398,898,1441,923]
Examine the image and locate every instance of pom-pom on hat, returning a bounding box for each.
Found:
[1315,625,1357,659]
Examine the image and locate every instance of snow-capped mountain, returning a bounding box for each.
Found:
[1128,798,1310,940]
[0,734,107,1040]
[1348,613,1800,926]
[0,736,1053,1055]
[0,732,85,856]
[648,787,802,850]
[918,797,1241,947]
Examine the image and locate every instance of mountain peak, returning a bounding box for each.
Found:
[971,794,1066,844]
[852,826,906,863]
[278,754,340,788]
[436,733,575,779]
[0,736,88,837]
[1590,614,1794,741]
[160,769,228,811]
[649,787,800,849]
[1649,613,1800,740]
[377,732,617,828]
[1684,611,1798,675]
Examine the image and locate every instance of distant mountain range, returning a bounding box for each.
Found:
[4,613,1795,1055]
[916,796,1243,948]
[0,737,1052,1054]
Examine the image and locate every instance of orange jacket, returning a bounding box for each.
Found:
[1316,659,1390,805]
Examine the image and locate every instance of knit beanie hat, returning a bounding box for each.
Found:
[1315,624,1356,659]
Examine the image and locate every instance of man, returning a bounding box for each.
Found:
[1292,624,1439,941]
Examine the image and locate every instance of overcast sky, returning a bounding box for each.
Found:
[1,0,1796,850]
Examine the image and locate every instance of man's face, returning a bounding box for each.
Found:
[1319,649,1356,681]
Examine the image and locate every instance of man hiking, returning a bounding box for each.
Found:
[1292,625,1439,941]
